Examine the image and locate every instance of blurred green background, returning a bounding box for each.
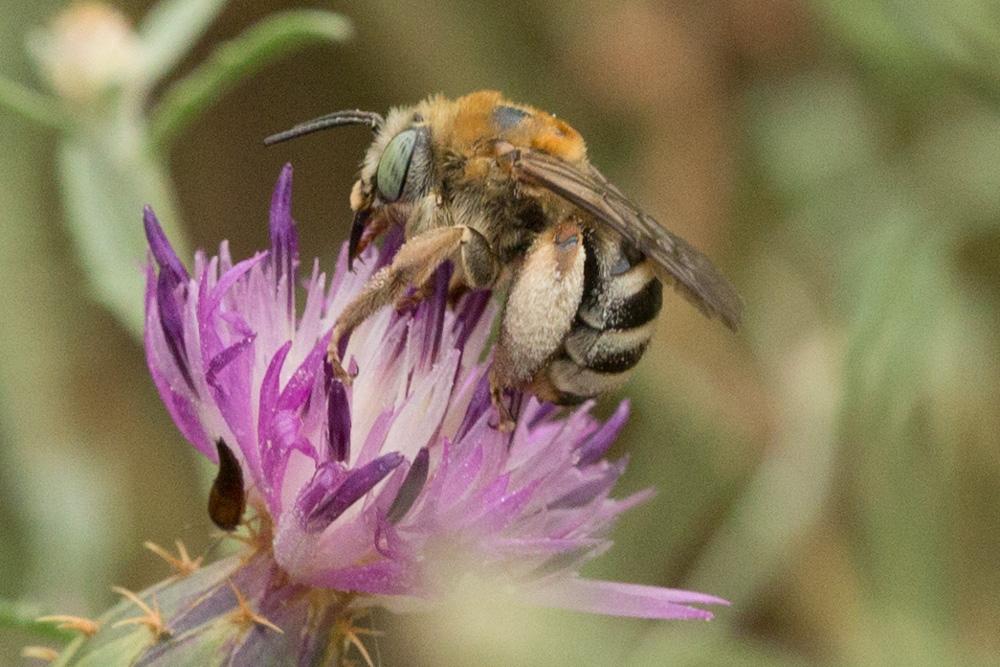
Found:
[2,0,1000,664]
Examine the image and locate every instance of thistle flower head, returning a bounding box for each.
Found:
[129,165,725,661]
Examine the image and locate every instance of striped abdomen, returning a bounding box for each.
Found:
[539,232,663,404]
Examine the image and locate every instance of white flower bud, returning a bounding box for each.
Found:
[30,3,141,104]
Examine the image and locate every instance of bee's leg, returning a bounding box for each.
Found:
[489,220,586,430]
[327,226,496,380]
[352,209,391,263]
[459,226,500,288]
[448,226,501,304]
[399,225,501,310]
[446,277,469,306]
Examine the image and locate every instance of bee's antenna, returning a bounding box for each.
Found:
[264,110,384,146]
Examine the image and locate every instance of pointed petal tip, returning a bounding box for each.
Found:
[269,165,299,272]
[143,205,189,281]
[141,205,159,253]
[577,400,631,467]
[524,577,727,621]
[272,163,294,206]
[383,451,405,467]
[387,447,430,524]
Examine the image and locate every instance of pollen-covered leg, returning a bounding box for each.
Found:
[490,220,585,429]
[328,225,477,379]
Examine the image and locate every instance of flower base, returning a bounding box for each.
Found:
[53,540,363,666]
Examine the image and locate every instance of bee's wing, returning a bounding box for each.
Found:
[509,147,744,331]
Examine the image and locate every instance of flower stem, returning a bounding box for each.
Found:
[148,10,352,151]
[136,0,229,88]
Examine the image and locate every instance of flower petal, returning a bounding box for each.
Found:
[386,448,429,524]
[577,400,630,466]
[303,452,404,532]
[307,560,414,596]
[156,268,195,392]
[141,165,726,621]
[269,163,299,282]
[524,577,727,620]
[143,205,188,282]
[325,369,350,463]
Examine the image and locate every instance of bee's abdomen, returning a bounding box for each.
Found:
[539,235,662,404]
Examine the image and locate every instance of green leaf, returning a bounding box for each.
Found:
[56,133,189,339]
[0,75,69,131]
[149,10,353,150]
[0,598,74,642]
[137,0,229,87]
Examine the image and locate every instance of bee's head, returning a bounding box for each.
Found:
[265,107,434,265]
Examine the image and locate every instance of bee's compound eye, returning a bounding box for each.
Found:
[376,129,418,202]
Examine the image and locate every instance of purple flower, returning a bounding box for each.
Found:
[144,164,726,622]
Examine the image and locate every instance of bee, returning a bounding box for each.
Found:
[265,91,742,429]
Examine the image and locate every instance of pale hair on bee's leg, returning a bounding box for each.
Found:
[327,224,501,382]
[490,219,586,430]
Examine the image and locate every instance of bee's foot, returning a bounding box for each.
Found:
[496,412,516,433]
[326,350,354,387]
[490,385,516,432]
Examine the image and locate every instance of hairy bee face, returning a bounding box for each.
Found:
[266,90,742,428]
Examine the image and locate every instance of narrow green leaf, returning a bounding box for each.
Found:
[149,10,353,149]
[56,133,189,339]
[137,0,229,87]
[0,76,69,131]
[0,598,75,642]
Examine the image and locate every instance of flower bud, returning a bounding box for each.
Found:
[30,3,141,105]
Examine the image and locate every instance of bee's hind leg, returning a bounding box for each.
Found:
[489,220,586,431]
[327,225,499,380]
